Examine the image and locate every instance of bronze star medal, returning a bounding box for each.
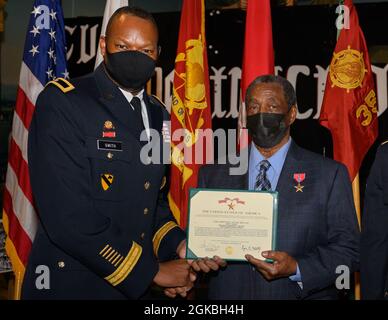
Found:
[293,173,306,193]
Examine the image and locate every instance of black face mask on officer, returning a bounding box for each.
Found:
[105,50,156,90]
[246,110,290,149]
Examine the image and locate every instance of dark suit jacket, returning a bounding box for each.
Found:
[197,142,360,300]
[22,65,184,300]
[361,142,388,300]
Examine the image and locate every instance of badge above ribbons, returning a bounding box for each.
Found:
[101,174,114,191]
[103,120,116,138]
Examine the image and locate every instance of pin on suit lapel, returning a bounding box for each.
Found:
[276,142,303,198]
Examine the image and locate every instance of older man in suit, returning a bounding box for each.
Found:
[195,75,360,300]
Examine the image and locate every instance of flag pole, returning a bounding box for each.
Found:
[352,174,361,226]
[13,271,22,300]
[337,0,360,301]
[3,210,23,300]
[352,173,361,300]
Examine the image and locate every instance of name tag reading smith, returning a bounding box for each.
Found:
[97,140,123,151]
[186,189,278,262]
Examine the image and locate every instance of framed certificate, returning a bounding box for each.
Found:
[186,189,278,262]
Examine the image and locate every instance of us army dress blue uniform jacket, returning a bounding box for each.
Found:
[22,64,185,299]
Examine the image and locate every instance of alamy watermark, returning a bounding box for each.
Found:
[35,265,50,290]
[336,5,350,31]
[335,265,351,290]
[139,126,249,176]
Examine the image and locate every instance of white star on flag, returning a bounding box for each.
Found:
[30,25,40,37]
[62,69,70,79]
[46,68,54,79]
[53,56,57,65]
[29,45,39,57]
[49,9,57,20]
[31,6,41,17]
[48,48,55,59]
[48,29,56,41]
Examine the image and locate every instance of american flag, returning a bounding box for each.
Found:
[2,0,68,299]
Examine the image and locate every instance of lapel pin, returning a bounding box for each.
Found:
[104,121,114,130]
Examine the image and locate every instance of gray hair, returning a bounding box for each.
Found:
[245,75,297,109]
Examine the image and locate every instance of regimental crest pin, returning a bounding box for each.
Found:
[104,121,114,130]
[103,121,116,138]
[101,174,114,191]
[293,173,305,193]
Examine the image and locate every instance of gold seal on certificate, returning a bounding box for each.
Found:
[186,189,278,261]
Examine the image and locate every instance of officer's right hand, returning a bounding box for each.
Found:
[154,259,196,288]
[177,240,227,273]
[164,285,193,299]
[189,256,227,273]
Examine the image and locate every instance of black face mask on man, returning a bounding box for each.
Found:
[246,111,289,149]
[104,50,156,90]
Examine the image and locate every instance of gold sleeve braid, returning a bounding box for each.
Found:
[104,241,142,286]
[152,221,179,257]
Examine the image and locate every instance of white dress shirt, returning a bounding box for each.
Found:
[118,88,150,141]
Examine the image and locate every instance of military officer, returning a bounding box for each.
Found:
[361,140,388,300]
[22,6,194,299]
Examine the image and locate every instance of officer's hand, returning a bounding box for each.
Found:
[189,256,227,273]
[245,251,297,281]
[163,283,193,299]
[177,240,227,273]
[154,259,196,288]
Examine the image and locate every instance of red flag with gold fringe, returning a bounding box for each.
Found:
[319,0,378,182]
[168,0,212,229]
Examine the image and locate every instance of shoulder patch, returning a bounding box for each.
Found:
[150,95,167,108]
[46,78,75,93]
[382,140,388,146]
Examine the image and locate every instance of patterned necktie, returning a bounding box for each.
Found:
[130,96,145,131]
[255,160,272,191]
